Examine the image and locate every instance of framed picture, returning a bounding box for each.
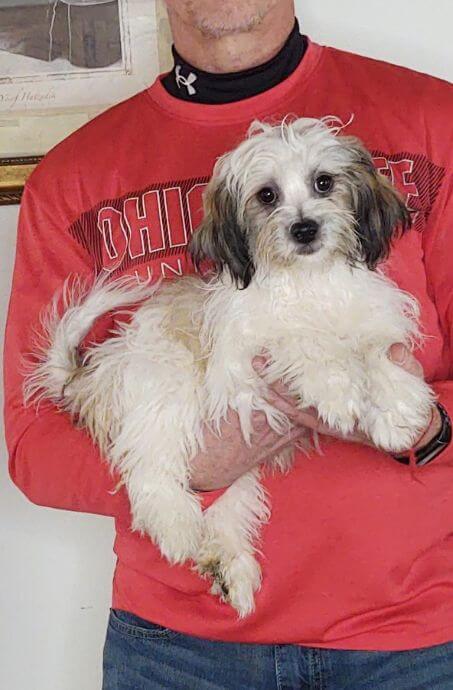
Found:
[0,0,172,204]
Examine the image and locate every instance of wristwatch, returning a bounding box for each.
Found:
[393,403,452,466]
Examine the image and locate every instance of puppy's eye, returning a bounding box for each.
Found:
[257,187,278,205]
[314,174,334,194]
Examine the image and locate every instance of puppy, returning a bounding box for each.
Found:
[24,118,435,617]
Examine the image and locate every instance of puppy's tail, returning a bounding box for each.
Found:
[23,275,156,407]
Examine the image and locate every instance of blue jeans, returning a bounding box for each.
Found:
[102,609,453,690]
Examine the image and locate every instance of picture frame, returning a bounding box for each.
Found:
[0,0,172,205]
[0,155,42,205]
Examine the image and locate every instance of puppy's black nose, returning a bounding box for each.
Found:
[290,220,319,244]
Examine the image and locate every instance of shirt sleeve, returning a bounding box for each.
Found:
[3,170,130,519]
[422,165,453,464]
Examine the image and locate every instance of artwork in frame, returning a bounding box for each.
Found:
[0,0,172,204]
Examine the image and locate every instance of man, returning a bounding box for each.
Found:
[4,1,453,688]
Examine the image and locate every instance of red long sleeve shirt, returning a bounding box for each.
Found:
[4,40,453,650]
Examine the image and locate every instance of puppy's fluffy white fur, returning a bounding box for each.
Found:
[24,119,435,617]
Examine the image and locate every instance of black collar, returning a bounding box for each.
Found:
[161,20,307,105]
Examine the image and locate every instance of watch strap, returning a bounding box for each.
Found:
[393,403,451,466]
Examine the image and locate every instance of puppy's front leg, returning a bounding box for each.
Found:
[361,352,435,452]
[279,358,366,437]
[264,338,366,436]
[195,467,268,618]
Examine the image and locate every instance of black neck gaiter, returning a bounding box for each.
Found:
[161,20,307,105]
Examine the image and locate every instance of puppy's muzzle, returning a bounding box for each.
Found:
[290,220,319,245]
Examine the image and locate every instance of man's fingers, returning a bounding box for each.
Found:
[252,355,297,402]
[388,342,424,377]
[264,389,322,430]
[257,426,310,460]
[265,378,297,403]
[253,367,328,431]
[254,347,424,450]
[252,354,271,373]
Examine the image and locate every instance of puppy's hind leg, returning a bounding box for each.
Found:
[126,463,204,564]
[112,351,205,565]
[195,467,269,618]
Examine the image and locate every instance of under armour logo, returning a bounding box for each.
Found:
[175,65,197,96]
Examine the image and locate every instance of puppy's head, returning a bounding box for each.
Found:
[190,118,411,287]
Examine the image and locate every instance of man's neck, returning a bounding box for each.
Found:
[166,4,296,74]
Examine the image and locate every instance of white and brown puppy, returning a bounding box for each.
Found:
[25,118,435,617]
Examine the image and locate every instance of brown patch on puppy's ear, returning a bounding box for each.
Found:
[344,138,412,269]
[189,179,255,288]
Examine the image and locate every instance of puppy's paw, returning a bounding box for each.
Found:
[317,398,359,436]
[300,367,364,436]
[365,371,434,453]
[196,550,261,618]
[366,407,433,453]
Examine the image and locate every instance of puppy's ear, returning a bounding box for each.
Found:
[189,174,255,289]
[345,138,412,269]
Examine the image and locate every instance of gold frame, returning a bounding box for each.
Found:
[0,156,43,205]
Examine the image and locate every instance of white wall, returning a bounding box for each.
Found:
[299,0,453,82]
[0,2,452,689]
[0,209,115,690]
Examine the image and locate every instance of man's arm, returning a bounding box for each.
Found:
[421,167,453,454]
[4,173,129,517]
[190,405,309,492]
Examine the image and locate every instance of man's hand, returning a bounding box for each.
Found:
[255,343,440,448]
[190,406,309,491]
[189,343,440,491]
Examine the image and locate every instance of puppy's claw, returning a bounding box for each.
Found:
[197,558,230,599]
[195,551,261,617]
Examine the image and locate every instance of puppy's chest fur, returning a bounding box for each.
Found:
[200,263,413,357]
[120,263,415,416]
